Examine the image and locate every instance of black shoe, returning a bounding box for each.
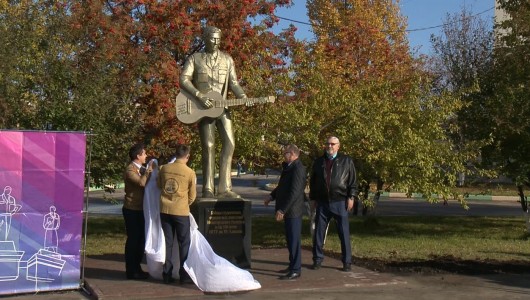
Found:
[342,263,351,272]
[162,273,175,284]
[179,276,194,284]
[280,271,300,280]
[311,262,321,270]
[126,272,149,280]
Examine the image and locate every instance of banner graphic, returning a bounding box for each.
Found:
[0,131,86,295]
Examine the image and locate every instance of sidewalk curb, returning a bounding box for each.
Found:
[262,185,520,202]
[382,192,520,202]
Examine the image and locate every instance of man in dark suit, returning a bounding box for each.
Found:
[265,144,306,280]
[123,143,153,280]
[309,136,357,272]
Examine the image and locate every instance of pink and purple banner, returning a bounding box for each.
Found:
[0,131,86,295]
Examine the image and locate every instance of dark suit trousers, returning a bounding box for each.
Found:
[312,201,352,264]
[284,217,302,273]
[160,213,190,279]
[122,207,146,275]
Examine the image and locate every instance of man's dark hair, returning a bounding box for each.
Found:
[175,144,191,159]
[128,143,145,161]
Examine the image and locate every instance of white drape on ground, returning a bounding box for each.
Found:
[184,214,261,292]
[144,160,261,292]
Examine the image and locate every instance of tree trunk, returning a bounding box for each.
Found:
[361,183,369,216]
[356,181,370,216]
[517,185,530,233]
[367,179,384,216]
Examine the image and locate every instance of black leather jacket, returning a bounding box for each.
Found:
[309,153,358,203]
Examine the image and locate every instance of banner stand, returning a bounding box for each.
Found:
[79,131,94,297]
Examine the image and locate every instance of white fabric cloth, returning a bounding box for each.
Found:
[144,159,260,292]
[184,214,261,292]
[143,160,175,280]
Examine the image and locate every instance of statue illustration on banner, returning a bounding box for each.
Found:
[0,186,25,282]
[26,205,66,283]
[0,187,66,284]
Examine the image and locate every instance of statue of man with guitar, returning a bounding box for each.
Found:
[179,26,274,199]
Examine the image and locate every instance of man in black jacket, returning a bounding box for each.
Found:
[265,144,307,280]
[309,136,357,272]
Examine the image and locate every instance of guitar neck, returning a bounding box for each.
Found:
[213,97,263,108]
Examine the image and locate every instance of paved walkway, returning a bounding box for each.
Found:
[82,248,403,299]
[10,248,530,300]
[81,248,530,300]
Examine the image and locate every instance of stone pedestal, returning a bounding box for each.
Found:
[191,198,251,269]
[26,249,65,282]
[0,241,24,281]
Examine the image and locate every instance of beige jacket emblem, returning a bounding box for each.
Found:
[157,161,197,216]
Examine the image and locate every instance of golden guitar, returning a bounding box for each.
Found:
[175,90,275,124]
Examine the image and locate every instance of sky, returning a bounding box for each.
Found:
[271,0,495,55]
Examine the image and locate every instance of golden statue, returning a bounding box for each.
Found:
[180,26,247,199]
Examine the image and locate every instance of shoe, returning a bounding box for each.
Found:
[280,271,300,280]
[126,272,149,280]
[342,263,351,272]
[202,190,215,198]
[311,261,321,270]
[179,276,194,284]
[162,272,175,284]
[217,190,241,199]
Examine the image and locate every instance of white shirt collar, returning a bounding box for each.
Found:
[132,161,142,169]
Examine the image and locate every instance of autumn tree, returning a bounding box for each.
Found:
[0,0,302,184]
[68,0,297,177]
[259,0,486,210]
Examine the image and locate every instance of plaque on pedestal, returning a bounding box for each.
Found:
[191,199,251,268]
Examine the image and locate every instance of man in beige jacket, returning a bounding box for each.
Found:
[123,143,153,280]
[157,144,197,284]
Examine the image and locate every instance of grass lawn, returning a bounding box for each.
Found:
[86,214,530,273]
[254,216,530,260]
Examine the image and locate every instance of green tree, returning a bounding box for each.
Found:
[0,0,70,129]
[486,0,530,221]
[429,6,495,186]
[0,1,144,186]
